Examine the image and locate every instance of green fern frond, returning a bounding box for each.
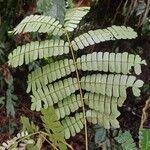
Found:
[6,8,146,143]
[31,77,79,111]
[30,73,143,111]
[27,52,146,92]
[61,112,84,139]
[64,7,90,31]
[77,52,146,75]
[86,109,120,129]
[13,7,90,35]
[27,58,75,93]
[0,131,35,150]
[13,15,64,35]
[41,107,67,150]
[84,92,125,108]
[115,131,137,150]
[84,92,121,113]
[139,128,150,150]
[8,26,140,68]
[71,26,137,51]
[21,116,39,133]
[81,74,144,99]
[84,92,121,129]
[55,94,82,119]
[8,39,69,67]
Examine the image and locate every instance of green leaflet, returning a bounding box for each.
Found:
[61,112,84,139]
[7,9,146,139]
[71,25,138,51]
[26,144,38,150]
[8,39,69,67]
[41,107,67,150]
[31,78,79,111]
[84,92,122,112]
[115,131,137,150]
[27,58,75,93]
[55,94,82,119]
[30,74,143,112]
[86,109,120,129]
[13,7,90,35]
[9,25,140,68]
[139,128,150,150]
[84,93,121,129]
[21,116,39,133]
[81,74,144,98]
[77,52,146,75]
[13,15,64,35]
[64,7,90,31]
[27,52,146,92]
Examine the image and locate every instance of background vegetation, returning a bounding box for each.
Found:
[0,0,150,149]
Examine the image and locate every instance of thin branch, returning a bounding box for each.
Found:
[65,30,88,150]
[140,97,150,128]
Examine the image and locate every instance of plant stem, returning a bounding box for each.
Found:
[41,131,74,150]
[40,133,59,150]
[9,131,60,150]
[140,97,150,128]
[65,31,88,150]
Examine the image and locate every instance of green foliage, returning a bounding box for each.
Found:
[71,26,137,51]
[41,107,67,149]
[8,26,139,68]
[2,106,84,149]
[0,71,18,117]
[37,0,66,24]
[27,58,75,92]
[30,77,78,111]
[29,73,144,113]
[37,0,53,13]
[21,107,68,149]
[11,7,89,36]
[0,96,5,105]
[5,76,18,117]
[0,0,19,118]
[92,125,113,150]
[0,131,35,150]
[142,18,150,36]
[81,74,143,97]
[12,15,64,36]
[94,126,107,145]
[21,116,39,133]
[85,93,120,129]
[139,128,150,150]
[7,6,146,141]
[0,0,18,41]
[115,131,137,150]
[90,126,125,149]
[8,39,69,67]
[61,112,84,139]
[64,7,90,31]
[27,52,146,93]
[55,94,82,119]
